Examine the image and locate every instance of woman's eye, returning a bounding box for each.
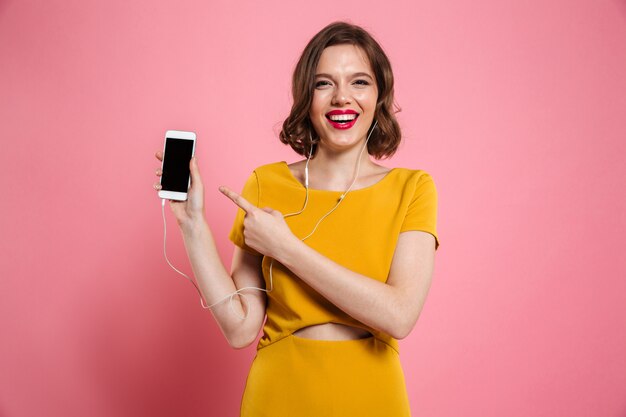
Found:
[315,80,332,88]
[353,79,370,86]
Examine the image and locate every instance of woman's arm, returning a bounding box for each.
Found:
[219,186,436,340]
[180,219,266,349]
[278,230,436,339]
[155,153,266,349]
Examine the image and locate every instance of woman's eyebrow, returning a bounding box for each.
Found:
[315,72,375,80]
[351,72,374,80]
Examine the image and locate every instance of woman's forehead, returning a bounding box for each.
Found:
[316,44,373,75]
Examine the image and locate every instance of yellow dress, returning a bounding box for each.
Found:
[229,161,439,417]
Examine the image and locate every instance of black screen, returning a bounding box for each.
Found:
[161,138,194,192]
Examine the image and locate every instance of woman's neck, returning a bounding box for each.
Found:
[308,142,376,189]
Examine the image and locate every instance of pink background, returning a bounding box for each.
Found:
[1,0,625,416]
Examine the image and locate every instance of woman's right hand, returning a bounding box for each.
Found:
[154,151,206,229]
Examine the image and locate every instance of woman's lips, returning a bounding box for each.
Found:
[325,110,359,130]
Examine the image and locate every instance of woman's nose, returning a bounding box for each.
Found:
[331,84,350,106]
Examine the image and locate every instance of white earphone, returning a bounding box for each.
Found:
[251,119,379,318]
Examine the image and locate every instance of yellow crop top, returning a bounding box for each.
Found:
[228,161,439,354]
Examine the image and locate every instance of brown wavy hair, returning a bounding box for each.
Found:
[279,21,402,160]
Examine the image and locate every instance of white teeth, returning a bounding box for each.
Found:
[328,114,358,121]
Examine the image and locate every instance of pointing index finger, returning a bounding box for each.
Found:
[219,186,256,213]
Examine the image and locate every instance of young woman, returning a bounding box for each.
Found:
[154,21,439,417]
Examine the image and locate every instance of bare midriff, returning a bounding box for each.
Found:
[292,323,373,340]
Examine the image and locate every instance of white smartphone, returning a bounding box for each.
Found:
[158,130,196,201]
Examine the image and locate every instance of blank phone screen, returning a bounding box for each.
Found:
[161,138,194,192]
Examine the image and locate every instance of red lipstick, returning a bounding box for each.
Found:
[325,109,359,130]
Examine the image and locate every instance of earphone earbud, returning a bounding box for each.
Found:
[305,163,309,187]
[304,135,313,187]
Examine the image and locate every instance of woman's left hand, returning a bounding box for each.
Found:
[219,185,297,259]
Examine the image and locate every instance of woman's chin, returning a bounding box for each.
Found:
[318,135,368,152]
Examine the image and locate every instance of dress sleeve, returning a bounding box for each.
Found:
[400,172,440,251]
[228,171,262,256]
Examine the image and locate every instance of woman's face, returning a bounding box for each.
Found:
[309,44,378,153]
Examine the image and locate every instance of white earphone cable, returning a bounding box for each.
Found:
[161,120,378,320]
[162,199,265,319]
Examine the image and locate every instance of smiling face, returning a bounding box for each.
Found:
[309,44,378,153]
